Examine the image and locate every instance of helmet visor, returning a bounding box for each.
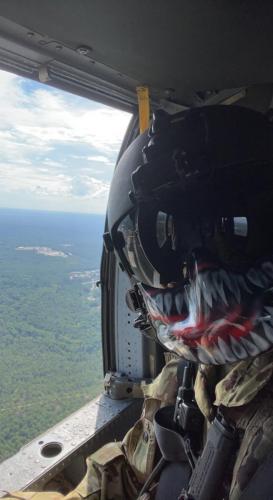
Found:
[116,163,273,288]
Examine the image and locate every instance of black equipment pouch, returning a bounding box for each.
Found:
[181,410,238,500]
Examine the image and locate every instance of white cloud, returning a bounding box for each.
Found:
[70,176,109,199]
[87,155,111,163]
[0,70,131,213]
[5,82,130,153]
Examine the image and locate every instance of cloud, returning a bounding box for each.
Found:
[70,175,110,199]
[70,177,91,197]
[87,155,111,164]
[0,70,131,213]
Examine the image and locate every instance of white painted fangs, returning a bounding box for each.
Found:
[217,337,237,363]
[175,292,184,315]
[262,261,273,280]
[197,346,213,364]
[164,292,172,315]
[209,344,225,364]
[230,336,248,359]
[240,336,260,356]
[261,320,273,342]
[247,268,264,288]
[249,330,270,351]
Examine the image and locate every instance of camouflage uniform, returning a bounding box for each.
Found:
[195,348,273,499]
[5,356,179,500]
[6,351,273,500]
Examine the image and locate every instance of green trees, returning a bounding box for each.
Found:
[0,211,104,463]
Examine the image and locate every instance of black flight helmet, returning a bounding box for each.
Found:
[107,106,273,365]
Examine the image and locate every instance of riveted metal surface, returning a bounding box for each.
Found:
[0,394,142,494]
[114,265,145,378]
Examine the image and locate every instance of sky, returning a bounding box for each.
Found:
[0,70,131,214]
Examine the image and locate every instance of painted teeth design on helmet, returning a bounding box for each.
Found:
[199,273,213,308]
[219,269,233,294]
[204,318,226,337]
[260,319,273,342]
[265,306,273,317]
[229,274,241,303]
[188,348,199,362]
[240,336,260,356]
[261,314,272,322]
[164,292,172,315]
[194,274,203,313]
[209,344,226,364]
[208,272,218,302]
[197,346,213,364]
[217,338,237,363]
[142,257,273,365]
[212,272,228,306]
[235,274,252,294]
[146,295,158,317]
[249,330,270,351]
[230,335,248,359]
[155,293,164,314]
[175,292,184,314]
[177,342,198,362]
[262,261,273,280]
[247,268,265,288]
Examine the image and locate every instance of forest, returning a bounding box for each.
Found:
[0,209,104,462]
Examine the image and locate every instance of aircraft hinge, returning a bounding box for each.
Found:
[104,371,147,400]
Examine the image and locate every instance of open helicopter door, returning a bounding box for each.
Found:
[0,0,273,494]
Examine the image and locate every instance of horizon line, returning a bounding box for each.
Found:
[0,206,106,217]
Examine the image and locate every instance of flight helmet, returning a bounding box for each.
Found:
[107,105,273,364]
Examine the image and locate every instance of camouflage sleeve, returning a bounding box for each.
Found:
[67,442,141,500]
[229,391,273,500]
[4,357,179,500]
[123,357,179,484]
[2,493,64,500]
[69,354,179,500]
[3,444,141,500]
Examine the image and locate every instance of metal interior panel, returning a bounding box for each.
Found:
[114,264,145,378]
[0,14,139,112]
[0,395,142,494]
[113,264,164,380]
[0,1,273,106]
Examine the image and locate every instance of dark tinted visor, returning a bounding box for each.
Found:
[115,186,273,288]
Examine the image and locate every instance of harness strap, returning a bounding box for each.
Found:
[154,406,189,462]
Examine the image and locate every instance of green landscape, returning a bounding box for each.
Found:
[0,208,104,462]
